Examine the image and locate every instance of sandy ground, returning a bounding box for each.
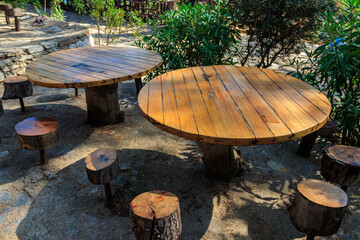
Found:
[0,6,359,240]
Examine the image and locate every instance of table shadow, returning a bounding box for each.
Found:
[0,103,93,185]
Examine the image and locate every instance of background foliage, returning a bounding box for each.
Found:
[135,1,241,80]
[227,0,336,68]
[289,0,360,146]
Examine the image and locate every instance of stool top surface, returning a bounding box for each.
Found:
[298,179,348,208]
[130,190,179,219]
[4,75,28,84]
[326,145,360,167]
[85,148,117,171]
[15,117,59,136]
[26,47,162,89]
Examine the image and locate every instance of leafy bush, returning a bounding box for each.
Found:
[288,0,360,146]
[227,0,336,68]
[135,1,241,79]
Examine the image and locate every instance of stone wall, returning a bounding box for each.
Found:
[0,13,93,82]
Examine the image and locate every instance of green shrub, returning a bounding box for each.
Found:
[288,0,360,146]
[135,1,241,79]
[228,0,336,68]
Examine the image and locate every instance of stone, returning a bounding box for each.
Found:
[22,45,44,54]
[58,37,78,47]
[44,26,63,33]
[41,41,58,49]
[0,71,4,81]
[0,191,11,202]
[13,193,31,207]
[0,151,9,158]
[267,160,285,172]
[19,55,33,62]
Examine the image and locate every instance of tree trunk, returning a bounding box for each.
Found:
[2,76,33,100]
[85,83,124,126]
[321,145,360,190]
[0,100,3,116]
[130,190,181,240]
[135,78,143,95]
[197,142,244,179]
[289,179,348,237]
[296,131,318,158]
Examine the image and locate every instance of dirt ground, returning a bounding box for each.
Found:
[0,6,359,240]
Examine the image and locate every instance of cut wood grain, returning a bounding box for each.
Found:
[321,145,360,191]
[15,117,60,164]
[289,179,347,238]
[138,66,331,146]
[130,190,181,240]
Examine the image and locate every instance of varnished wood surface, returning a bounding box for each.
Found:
[297,179,348,208]
[138,66,331,145]
[85,148,117,171]
[15,117,59,136]
[4,75,28,83]
[26,47,163,88]
[326,145,360,167]
[130,190,179,219]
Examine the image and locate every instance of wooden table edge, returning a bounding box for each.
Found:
[25,59,163,89]
[139,105,330,146]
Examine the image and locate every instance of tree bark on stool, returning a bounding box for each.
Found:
[85,148,120,207]
[15,117,60,164]
[135,78,143,95]
[318,118,338,138]
[85,83,124,126]
[2,75,33,112]
[197,142,244,179]
[321,145,360,192]
[130,190,182,240]
[289,179,348,238]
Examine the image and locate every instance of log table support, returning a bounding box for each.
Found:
[135,78,143,95]
[0,100,3,116]
[74,88,79,97]
[85,83,124,126]
[197,142,244,179]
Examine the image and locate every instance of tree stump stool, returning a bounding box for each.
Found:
[15,117,60,164]
[2,75,33,111]
[297,118,338,158]
[289,179,348,240]
[130,190,182,240]
[85,148,120,207]
[0,3,11,25]
[5,8,22,31]
[321,145,360,192]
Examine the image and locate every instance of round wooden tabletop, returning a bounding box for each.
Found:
[138,65,332,145]
[26,47,163,88]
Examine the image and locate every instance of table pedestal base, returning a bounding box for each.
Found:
[85,83,124,126]
[197,142,244,179]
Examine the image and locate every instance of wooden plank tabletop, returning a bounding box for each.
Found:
[26,47,163,88]
[138,66,332,145]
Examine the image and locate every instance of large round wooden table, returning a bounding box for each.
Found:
[138,65,332,179]
[26,47,162,126]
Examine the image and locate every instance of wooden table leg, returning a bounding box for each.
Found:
[85,83,124,126]
[135,78,143,95]
[197,142,244,179]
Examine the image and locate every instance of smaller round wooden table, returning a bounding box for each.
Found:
[26,47,162,126]
[138,65,332,179]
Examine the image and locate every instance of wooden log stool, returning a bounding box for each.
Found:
[289,179,348,240]
[2,75,33,112]
[5,8,22,31]
[130,190,182,240]
[15,117,60,164]
[321,145,360,192]
[297,118,338,158]
[0,3,11,25]
[85,148,120,207]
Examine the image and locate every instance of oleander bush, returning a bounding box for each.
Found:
[288,0,360,146]
[135,1,241,80]
[227,0,336,68]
